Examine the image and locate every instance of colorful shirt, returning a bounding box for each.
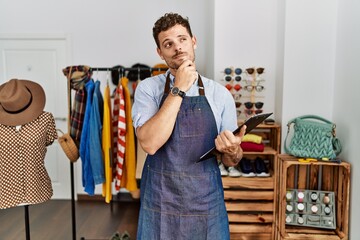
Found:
[120,77,138,192]
[79,79,95,195]
[112,81,126,191]
[102,84,113,203]
[89,80,105,185]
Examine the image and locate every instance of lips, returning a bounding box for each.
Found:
[173,52,186,59]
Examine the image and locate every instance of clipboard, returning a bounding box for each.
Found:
[197,112,273,163]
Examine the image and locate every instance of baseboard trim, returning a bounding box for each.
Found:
[77,192,139,202]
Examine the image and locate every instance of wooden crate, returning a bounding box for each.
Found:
[223,157,277,240]
[223,123,281,240]
[225,187,274,240]
[276,154,350,240]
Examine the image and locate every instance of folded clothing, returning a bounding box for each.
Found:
[240,142,265,152]
[242,133,262,144]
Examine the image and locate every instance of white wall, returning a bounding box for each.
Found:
[281,0,337,122]
[214,0,279,118]
[333,0,360,237]
[0,0,209,74]
[281,0,360,238]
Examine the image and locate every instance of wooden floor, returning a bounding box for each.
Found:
[0,199,140,240]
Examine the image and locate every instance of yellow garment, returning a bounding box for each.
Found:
[120,77,138,193]
[102,84,113,203]
[242,133,262,144]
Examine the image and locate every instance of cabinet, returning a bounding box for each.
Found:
[276,154,350,240]
[222,123,281,240]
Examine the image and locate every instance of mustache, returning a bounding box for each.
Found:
[173,51,185,58]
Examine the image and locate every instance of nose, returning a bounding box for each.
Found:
[174,41,182,52]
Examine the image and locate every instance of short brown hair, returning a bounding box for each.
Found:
[153,12,193,48]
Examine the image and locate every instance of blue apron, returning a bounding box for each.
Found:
[137,74,229,240]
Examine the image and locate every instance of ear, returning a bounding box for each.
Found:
[157,48,164,60]
[192,36,197,50]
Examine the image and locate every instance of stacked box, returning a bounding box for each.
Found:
[276,154,350,240]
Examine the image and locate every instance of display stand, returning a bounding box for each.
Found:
[70,162,76,240]
[24,205,30,240]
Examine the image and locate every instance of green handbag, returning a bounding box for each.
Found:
[284,115,342,159]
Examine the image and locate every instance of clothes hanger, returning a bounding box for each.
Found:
[106,70,109,86]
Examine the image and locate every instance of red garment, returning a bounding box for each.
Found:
[112,83,126,191]
[240,141,265,152]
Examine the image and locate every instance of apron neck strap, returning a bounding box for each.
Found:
[164,73,205,96]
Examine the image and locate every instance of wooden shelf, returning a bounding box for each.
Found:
[243,146,277,155]
[223,123,281,240]
[222,174,274,189]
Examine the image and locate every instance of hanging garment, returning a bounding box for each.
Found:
[137,75,230,239]
[112,80,126,191]
[70,87,87,144]
[62,65,92,144]
[79,79,95,195]
[102,84,113,203]
[0,112,57,209]
[119,77,138,193]
[89,80,105,185]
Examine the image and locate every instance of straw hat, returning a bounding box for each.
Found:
[0,79,45,126]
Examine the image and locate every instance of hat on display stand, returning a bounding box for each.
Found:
[0,79,45,126]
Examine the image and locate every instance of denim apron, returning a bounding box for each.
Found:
[137,74,230,240]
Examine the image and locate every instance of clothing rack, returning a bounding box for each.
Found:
[90,66,168,72]
[67,65,167,240]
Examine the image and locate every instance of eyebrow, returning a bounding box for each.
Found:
[161,34,189,46]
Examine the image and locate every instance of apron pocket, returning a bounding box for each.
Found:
[178,107,205,137]
[143,167,221,216]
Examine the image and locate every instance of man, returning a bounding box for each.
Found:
[132,12,246,239]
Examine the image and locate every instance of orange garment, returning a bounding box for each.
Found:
[102,84,113,203]
[120,77,138,193]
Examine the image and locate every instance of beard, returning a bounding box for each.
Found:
[165,51,196,70]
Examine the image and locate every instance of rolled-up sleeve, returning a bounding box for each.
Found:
[132,78,163,130]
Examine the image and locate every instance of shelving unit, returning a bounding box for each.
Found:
[223,123,281,240]
[276,154,350,240]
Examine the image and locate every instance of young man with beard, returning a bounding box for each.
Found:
[132,12,246,239]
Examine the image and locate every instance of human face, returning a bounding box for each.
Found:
[156,24,197,71]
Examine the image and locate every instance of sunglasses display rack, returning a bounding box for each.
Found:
[285,189,336,229]
[221,67,265,120]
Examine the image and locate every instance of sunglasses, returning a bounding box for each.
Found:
[245,67,265,75]
[244,109,263,115]
[244,101,264,109]
[243,84,265,92]
[232,93,242,101]
[235,102,242,108]
[224,75,242,82]
[236,110,242,118]
[224,67,242,75]
[224,67,243,82]
[225,83,242,92]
